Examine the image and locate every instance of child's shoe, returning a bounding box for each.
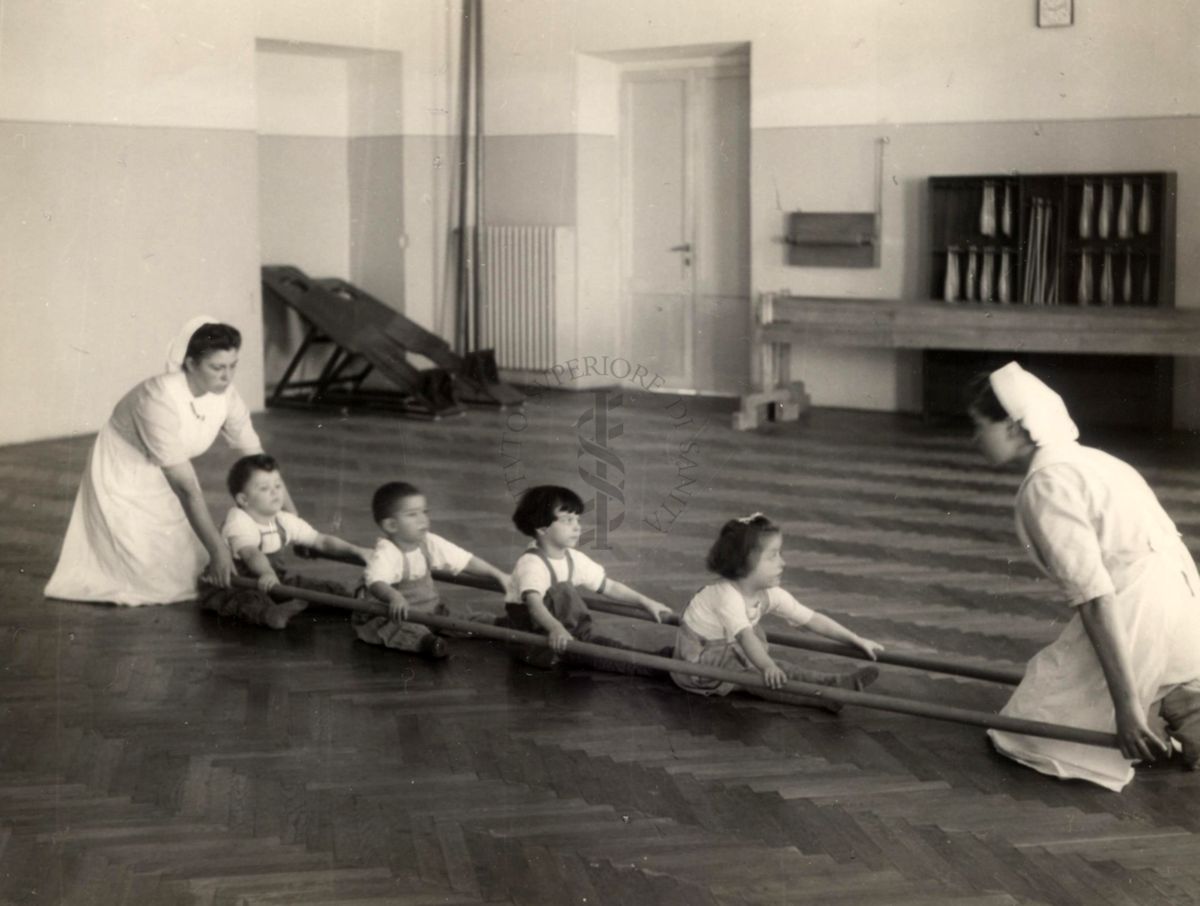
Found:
[419,634,449,660]
[787,663,880,692]
[1160,685,1200,770]
[783,663,880,713]
[840,664,880,692]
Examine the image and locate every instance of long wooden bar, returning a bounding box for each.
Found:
[293,548,1025,685]
[735,294,1200,429]
[231,576,1117,749]
[761,296,1200,356]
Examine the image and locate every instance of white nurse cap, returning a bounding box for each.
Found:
[988,361,1079,447]
[165,314,221,373]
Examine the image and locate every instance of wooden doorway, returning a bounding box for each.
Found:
[621,57,749,394]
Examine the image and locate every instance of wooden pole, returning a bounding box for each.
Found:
[291,547,1024,686]
[234,577,1116,750]
[429,570,1025,686]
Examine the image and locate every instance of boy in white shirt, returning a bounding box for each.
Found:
[355,481,511,659]
[201,454,370,629]
[504,485,673,671]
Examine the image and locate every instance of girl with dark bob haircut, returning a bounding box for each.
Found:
[502,484,673,671]
[511,485,585,537]
[669,511,882,709]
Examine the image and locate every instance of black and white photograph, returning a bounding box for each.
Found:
[3,1,1200,903]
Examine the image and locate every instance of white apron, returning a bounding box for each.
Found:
[988,443,1200,791]
[44,372,260,606]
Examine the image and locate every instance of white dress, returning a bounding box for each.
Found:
[44,371,262,606]
[988,442,1200,791]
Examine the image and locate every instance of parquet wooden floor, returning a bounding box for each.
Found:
[4,388,1200,905]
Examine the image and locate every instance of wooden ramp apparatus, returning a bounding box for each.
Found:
[262,265,524,418]
[230,576,1113,749]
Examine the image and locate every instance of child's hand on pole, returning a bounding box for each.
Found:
[853,636,885,660]
[549,625,572,652]
[642,600,674,623]
[388,594,409,622]
[762,662,788,690]
[257,572,280,594]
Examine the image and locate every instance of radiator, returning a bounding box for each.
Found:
[479,225,573,371]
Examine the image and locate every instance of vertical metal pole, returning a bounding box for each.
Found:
[471,0,485,352]
[455,0,473,353]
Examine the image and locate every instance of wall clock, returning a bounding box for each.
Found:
[1038,0,1074,28]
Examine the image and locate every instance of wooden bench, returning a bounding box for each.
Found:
[735,294,1200,430]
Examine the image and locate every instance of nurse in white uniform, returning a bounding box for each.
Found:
[968,362,1200,791]
[45,316,276,606]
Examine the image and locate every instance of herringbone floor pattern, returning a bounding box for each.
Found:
[4,389,1200,905]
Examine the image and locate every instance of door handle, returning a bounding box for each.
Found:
[669,243,692,253]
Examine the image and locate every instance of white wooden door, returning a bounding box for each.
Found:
[622,62,749,394]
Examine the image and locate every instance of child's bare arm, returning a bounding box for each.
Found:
[237,545,279,593]
[600,578,674,623]
[804,613,883,660]
[464,555,512,595]
[312,533,371,565]
[368,580,408,621]
[736,626,786,689]
[523,590,572,652]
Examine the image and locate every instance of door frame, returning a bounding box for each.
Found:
[617,54,750,392]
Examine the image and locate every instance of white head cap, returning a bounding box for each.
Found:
[988,361,1079,447]
[165,315,221,373]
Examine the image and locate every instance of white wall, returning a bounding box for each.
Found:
[0,1,465,443]
[253,2,463,340]
[0,0,257,130]
[256,0,461,137]
[256,48,351,136]
[256,47,353,286]
[256,44,414,386]
[6,0,1198,442]
[0,0,263,445]
[349,52,407,136]
[483,0,1200,134]
[478,0,1200,425]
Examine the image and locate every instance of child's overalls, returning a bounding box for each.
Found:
[504,549,659,675]
[353,541,450,651]
[200,519,347,627]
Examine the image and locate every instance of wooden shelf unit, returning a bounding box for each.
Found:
[929,171,1176,309]
[923,171,1178,429]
